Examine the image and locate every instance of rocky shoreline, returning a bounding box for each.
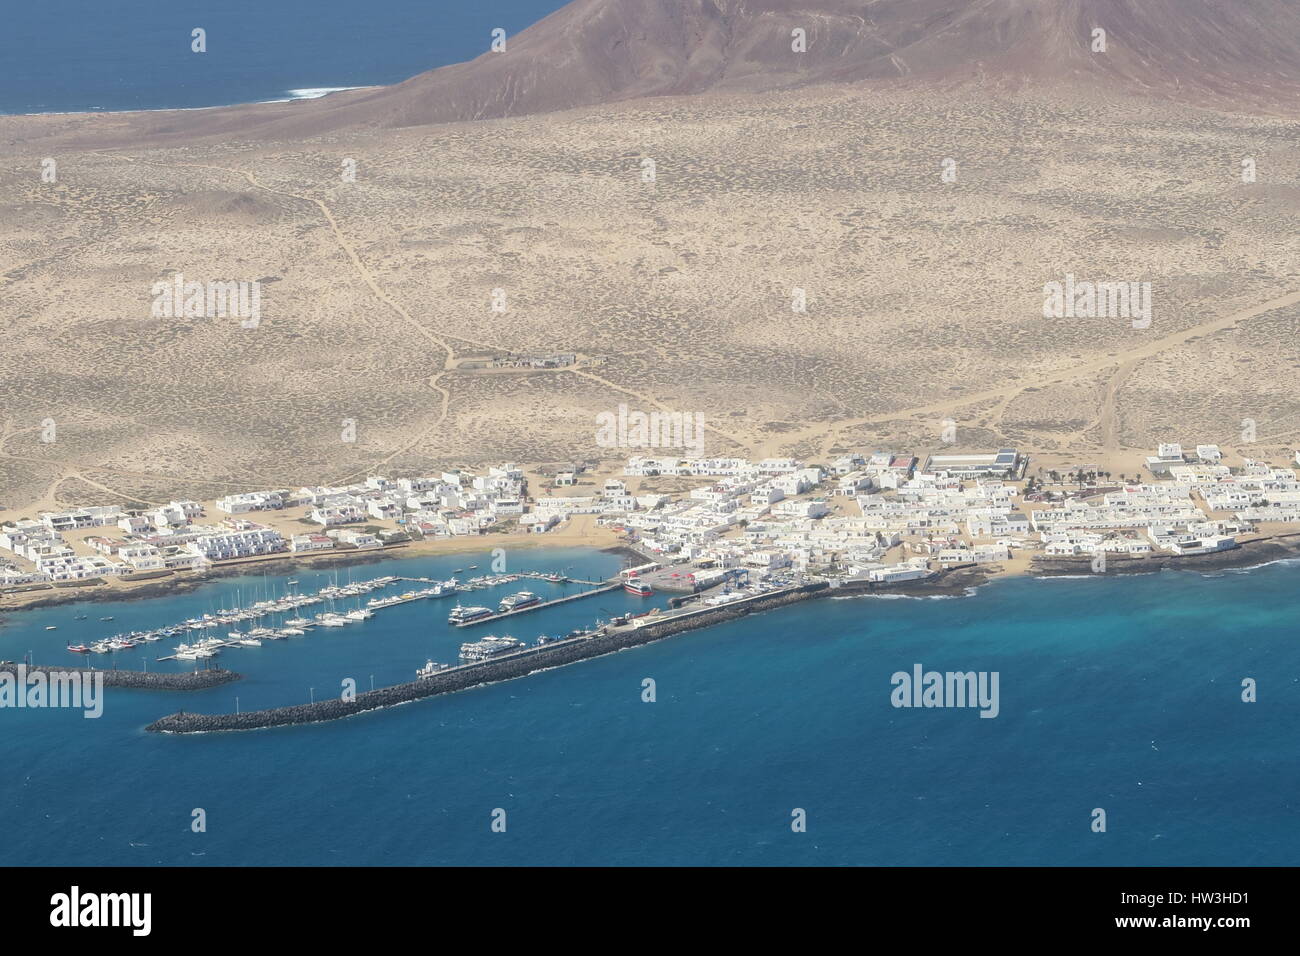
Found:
[145,582,828,734]
[1032,532,1300,577]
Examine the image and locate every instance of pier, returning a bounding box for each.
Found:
[145,582,827,734]
[1,662,240,690]
[453,583,621,627]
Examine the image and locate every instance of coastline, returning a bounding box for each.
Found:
[0,523,634,621]
[0,84,381,119]
[7,523,1300,623]
[146,583,828,734]
[138,537,1300,734]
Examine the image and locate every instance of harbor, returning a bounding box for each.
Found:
[146,581,826,733]
[61,570,587,662]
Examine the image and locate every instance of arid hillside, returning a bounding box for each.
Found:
[1,0,1299,511]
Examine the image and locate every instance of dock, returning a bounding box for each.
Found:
[453,583,621,627]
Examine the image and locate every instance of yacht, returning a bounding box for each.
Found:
[315,613,348,627]
[344,608,373,621]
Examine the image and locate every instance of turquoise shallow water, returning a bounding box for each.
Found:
[1,549,1297,866]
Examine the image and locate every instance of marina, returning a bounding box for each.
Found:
[52,567,613,662]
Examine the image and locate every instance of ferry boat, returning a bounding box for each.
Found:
[67,644,91,654]
[624,577,653,597]
[498,591,540,613]
[448,604,492,624]
[458,635,526,662]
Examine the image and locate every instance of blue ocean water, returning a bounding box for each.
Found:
[0,0,569,115]
[1,549,1297,866]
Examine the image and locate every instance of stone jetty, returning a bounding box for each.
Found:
[145,582,828,733]
[0,663,240,690]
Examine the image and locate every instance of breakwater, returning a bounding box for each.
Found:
[145,582,828,734]
[0,663,240,690]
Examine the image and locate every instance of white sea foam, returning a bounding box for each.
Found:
[285,86,375,100]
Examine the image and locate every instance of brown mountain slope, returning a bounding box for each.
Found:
[14,0,1300,147]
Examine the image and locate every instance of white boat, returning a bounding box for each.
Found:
[315,614,348,627]
[45,625,57,631]
[279,627,305,636]
[416,660,449,679]
[458,635,526,662]
[238,638,263,647]
[344,608,373,621]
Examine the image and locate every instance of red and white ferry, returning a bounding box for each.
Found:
[623,573,653,597]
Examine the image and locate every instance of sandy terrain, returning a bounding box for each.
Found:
[1,5,1298,514]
